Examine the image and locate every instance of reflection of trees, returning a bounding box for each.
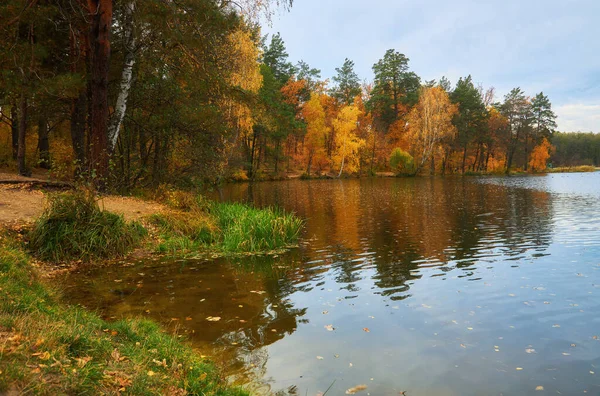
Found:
[216,178,554,302]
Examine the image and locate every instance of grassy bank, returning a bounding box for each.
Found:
[546,165,598,173]
[0,235,248,395]
[149,192,303,256]
[24,190,303,261]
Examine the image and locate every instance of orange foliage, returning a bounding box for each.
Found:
[529,138,555,172]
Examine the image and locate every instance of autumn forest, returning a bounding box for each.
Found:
[1,0,598,191]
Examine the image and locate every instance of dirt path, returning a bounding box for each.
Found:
[0,172,165,226]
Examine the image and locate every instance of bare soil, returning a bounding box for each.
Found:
[0,171,165,227]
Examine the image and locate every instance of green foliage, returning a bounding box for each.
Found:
[389,148,414,174]
[262,33,295,85]
[531,92,557,139]
[0,239,247,395]
[551,132,600,166]
[450,76,488,151]
[368,49,421,130]
[332,58,362,105]
[28,191,146,261]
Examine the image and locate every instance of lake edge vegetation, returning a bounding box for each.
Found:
[0,232,249,395]
[0,186,302,394]
[26,189,303,262]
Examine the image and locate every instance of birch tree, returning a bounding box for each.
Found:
[408,86,457,174]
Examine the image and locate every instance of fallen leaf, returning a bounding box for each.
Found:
[206,316,221,322]
[316,356,324,360]
[516,367,523,371]
[363,328,370,333]
[535,385,544,391]
[324,324,335,331]
[147,370,155,377]
[345,384,367,394]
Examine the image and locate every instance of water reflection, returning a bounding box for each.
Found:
[62,174,600,395]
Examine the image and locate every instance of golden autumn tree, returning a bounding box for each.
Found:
[221,27,263,174]
[332,104,365,177]
[408,86,458,174]
[529,138,555,172]
[301,93,330,175]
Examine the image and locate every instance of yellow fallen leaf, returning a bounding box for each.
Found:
[206,316,221,322]
[147,370,155,377]
[363,328,370,333]
[345,384,367,394]
[199,372,207,380]
[535,385,544,391]
[516,367,523,371]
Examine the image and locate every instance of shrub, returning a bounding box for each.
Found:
[28,191,146,261]
[389,148,414,174]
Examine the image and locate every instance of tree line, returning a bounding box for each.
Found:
[0,2,587,189]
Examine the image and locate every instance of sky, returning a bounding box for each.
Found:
[264,0,600,132]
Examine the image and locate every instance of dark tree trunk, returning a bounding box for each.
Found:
[11,104,19,160]
[86,0,113,186]
[17,95,30,177]
[461,144,468,174]
[38,115,50,169]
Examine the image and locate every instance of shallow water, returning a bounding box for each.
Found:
[62,173,600,395]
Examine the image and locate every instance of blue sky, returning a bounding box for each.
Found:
[264,0,600,132]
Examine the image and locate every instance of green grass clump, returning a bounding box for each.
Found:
[148,191,303,255]
[210,202,303,253]
[0,235,248,395]
[28,191,146,262]
[148,209,217,254]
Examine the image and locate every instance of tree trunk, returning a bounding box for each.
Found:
[11,104,18,160]
[38,114,50,169]
[430,152,435,176]
[17,95,29,176]
[461,144,467,174]
[87,0,113,186]
[108,0,136,153]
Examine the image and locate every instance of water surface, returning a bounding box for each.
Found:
[62,173,600,395]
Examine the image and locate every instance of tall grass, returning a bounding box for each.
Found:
[148,191,303,255]
[0,236,247,395]
[210,202,303,253]
[28,191,146,261]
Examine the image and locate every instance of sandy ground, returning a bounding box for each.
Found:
[0,172,164,226]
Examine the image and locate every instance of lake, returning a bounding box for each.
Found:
[62,173,600,395]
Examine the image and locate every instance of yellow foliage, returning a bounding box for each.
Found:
[302,93,330,175]
[332,104,365,176]
[408,86,457,173]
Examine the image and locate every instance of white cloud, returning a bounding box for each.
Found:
[555,103,600,132]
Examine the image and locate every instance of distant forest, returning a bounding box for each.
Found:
[551,132,600,167]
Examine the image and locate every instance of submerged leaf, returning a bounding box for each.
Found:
[345,384,367,394]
